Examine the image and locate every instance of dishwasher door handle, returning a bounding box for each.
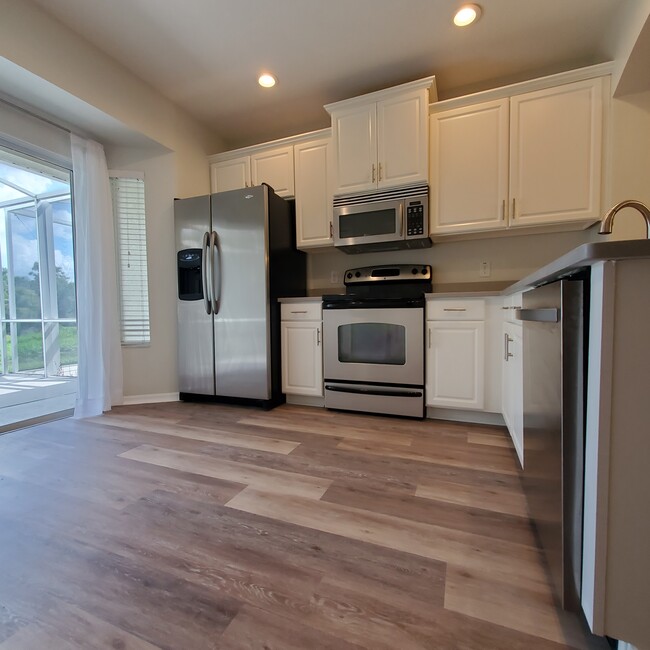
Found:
[515,308,560,323]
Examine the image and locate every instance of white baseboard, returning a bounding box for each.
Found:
[121,392,179,406]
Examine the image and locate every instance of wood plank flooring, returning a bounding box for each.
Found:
[0,402,608,649]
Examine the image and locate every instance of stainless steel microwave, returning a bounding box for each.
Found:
[333,184,432,254]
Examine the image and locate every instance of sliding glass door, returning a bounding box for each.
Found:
[0,147,77,378]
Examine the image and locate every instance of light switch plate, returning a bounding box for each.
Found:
[479,261,491,277]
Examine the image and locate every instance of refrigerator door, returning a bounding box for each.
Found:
[175,195,215,396]
[210,186,271,400]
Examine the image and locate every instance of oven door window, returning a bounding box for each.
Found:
[338,322,406,365]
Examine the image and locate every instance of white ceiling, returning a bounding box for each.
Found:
[30,0,623,150]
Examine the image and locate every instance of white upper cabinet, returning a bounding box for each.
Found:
[430,99,510,234]
[294,136,333,249]
[509,77,604,227]
[377,88,430,189]
[331,103,376,194]
[210,145,294,197]
[326,77,435,196]
[251,145,295,197]
[429,74,607,237]
[210,155,251,193]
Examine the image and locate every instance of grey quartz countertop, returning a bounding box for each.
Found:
[505,239,650,294]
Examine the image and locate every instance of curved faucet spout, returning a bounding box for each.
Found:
[598,199,650,238]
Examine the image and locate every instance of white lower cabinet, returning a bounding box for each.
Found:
[502,320,524,466]
[280,303,323,397]
[426,300,486,410]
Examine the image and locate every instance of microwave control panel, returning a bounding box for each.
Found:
[406,200,426,237]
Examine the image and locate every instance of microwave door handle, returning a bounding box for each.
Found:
[399,204,404,237]
[202,231,212,315]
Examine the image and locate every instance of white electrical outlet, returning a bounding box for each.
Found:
[330,271,339,284]
[479,261,491,278]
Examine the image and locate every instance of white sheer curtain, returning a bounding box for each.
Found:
[71,134,123,417]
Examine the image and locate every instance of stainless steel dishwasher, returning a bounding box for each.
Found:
[517,277,586,612]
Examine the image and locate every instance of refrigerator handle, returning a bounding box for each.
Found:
[210,231,221,314]
[202,231,212,315]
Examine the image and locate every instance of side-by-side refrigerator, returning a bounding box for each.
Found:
[174,184,306,408]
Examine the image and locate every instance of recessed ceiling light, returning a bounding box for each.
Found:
[454,4,482,27]
[258,73,276,88]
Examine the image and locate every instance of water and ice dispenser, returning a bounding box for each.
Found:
[177,249,203,300]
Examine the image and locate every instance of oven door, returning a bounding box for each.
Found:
[323,306,423,386]
[333,199,404,248]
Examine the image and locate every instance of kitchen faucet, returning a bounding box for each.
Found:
[598,199,650,238]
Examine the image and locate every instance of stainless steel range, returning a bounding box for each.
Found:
[322,264,432,418]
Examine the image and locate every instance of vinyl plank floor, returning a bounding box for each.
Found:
[0,402,608,650]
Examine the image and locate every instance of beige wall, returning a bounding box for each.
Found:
[104,147,179,399]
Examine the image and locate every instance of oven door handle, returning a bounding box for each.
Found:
[325,384,423,398]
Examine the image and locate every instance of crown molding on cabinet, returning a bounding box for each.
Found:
[208,127,331,162]
[430,62,615,113]
[324,76,437,114]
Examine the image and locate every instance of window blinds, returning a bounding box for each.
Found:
[110,174,150,345]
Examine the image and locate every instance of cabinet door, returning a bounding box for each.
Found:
[294,138,333,249]
[281,321,323,396]
[430,99,509,234]
[377,88,429,189]
[502,322,524,466]
[509,77,603,228]
[251,145,295,197]
[331,103,376,194]
[426,321,485,410]
[210,156,250,193]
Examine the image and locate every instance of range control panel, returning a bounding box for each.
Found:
[406,200,425,237]
[343,264,432,285]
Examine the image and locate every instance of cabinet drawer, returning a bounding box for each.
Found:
[427,299,485,321]
[281,302,322,321]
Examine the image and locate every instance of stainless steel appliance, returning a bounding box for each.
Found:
[517,277,586,612]
[174,184,305,408]
[332,184,432,253]
[323,264,431,417]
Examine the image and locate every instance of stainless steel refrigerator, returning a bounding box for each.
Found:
[174,184,305,408]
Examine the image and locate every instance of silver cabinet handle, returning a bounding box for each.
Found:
[511,198,516,219]
[290,310,307,314]
[443,307,467,312]
[502,199,506,220]
[371,163,376,183]
[504,333,514,361]
[378,162,383,182]
[210,231,220,314]
[428,326,432,349]
[316,328,321,346]
[202,231,212,315]
[329,222,333,238]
